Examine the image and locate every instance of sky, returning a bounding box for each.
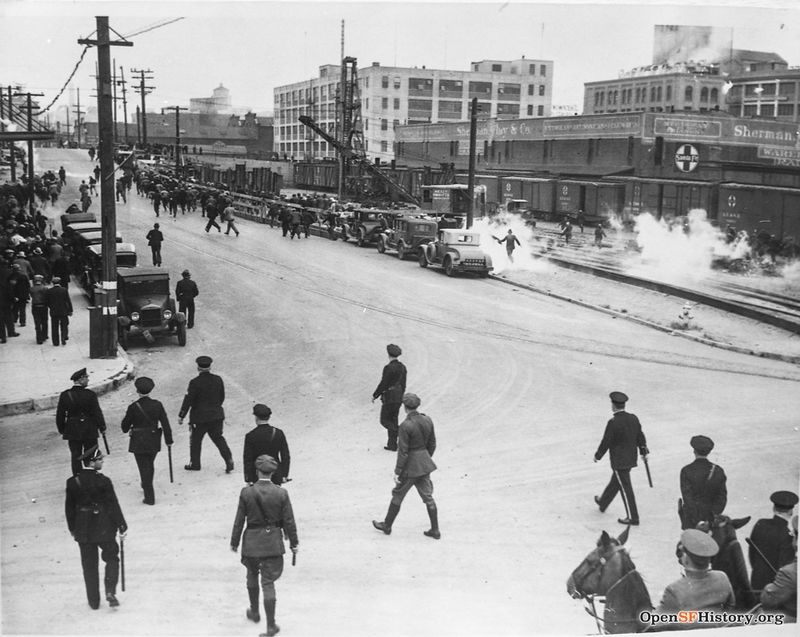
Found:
[2,0,800,122]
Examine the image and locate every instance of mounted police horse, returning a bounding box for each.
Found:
[567,527,652,634]
[698,514,755,610]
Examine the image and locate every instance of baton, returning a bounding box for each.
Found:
[643,455,653,488]
[168,445,174,483]
[120,536,125,591]
[292,550,297,566]
[745,538,778,575]
[101,431,110,454]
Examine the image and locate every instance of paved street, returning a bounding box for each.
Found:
[1,150,799,636]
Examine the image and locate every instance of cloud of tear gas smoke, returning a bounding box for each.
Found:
[471,213,550,275]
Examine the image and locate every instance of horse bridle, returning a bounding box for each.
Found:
[572,543,624,597]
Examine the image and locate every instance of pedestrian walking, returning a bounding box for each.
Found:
[243,404,290,486]
[146,223,164,267]
[65,445,127,610]
[56,368,108,476]
[678,435,727,530]
[593,391,649,526]
[115,179,127,204]
[594,224,607,248]
[230,455,299,637]
[561,219,573,244]
[30,274,49,343]
[223,203,240,236]
[175,269,198,328]
[120,377,174,505]
[178,356,234,473]
[89,175,98,196]
[46,277,73,346]
[759,514,797,619]
[280,206,291,237]
[496,229,521,263]
[205,201,222,233]
[93,164,100,182]
[0,263,19,342]
[10,264,30,327]
[372,393,440,539]
[88,146,96,162]
[576,210,586,233]
[372,343,407,451]
[59,165,67,186]
[289,208,303,239]
[749,490,798,592]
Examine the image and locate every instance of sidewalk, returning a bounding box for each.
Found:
[0,281,134,417]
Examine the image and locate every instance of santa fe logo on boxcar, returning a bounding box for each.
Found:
[675,144,700,172]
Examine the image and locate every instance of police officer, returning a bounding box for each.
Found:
[760,514,797,620]
[243,404,291,486]
[56,368,107,475]
[178,356,234,473]
[120,377,174,505]
[372,393,440,539]
[230,455,299,637]
[175,269,198,329]
[749,490,798,592]
[656,529,735,614]
[679,435,727,529]
[372,343,407,451]
[594,391,648,526]
[65,445,128,609]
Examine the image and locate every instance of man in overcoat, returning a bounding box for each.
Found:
[120,377,174,504]
[373,393,440,539]
[243,404,291,486]
[65,446,127,609]
[56,368,107,475]
[175,269,198,329]
[371,343,407,451]
[760,514,797,620]
[46,276,73,346]
[594,391,649,526]
[178,355,234,473]
[749,490,798,592]
[230,455,299,637]
[679,435,727,529]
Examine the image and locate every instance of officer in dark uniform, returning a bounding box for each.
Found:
[243,404,291,486]
[120,377,174,505]
[371,343,407,451]
[178,356,234,473]
[175,269,198,329]
[760,514,797,619]
[65,445,127,609]
[230,455,299,637]
[679,435,727,529]
[749,490,798,592]
[594,391,649,526]
[56,368,107,475]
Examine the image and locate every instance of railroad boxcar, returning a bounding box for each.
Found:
[554,179,626,225]
[718,183,800,241]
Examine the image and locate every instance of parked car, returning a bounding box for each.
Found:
[117,268,186,349]
[60,211,96,232]
[339,209,396,247]
[79,243,137,303]
[377,214,438,260]
[418,229,493,277]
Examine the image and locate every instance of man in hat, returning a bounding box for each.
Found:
[145,223,164,267]
[57,369,107,475]
[371,343,407,451]
[760,514,797,620]
[243,404,291,486]
[679,435,727,529]
[230,454,299,637]
[175,269,198,329]
[120,377,174,505]
[65,445,128,609]
[46,276,72,346]
[749,490,799,592]
[178,356,234,473]
[656,529,735,614]
[372,393,440,539]
[594,391,649,526]
[30,273,49,343]
[9,263,30,327]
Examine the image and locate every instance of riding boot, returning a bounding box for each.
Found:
[424,504,441,539]
[372,502,400,535]
[246,586,260,622]
[264,599,279,636]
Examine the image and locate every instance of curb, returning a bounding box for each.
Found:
[0,345,136,418]
[489,274,800,366]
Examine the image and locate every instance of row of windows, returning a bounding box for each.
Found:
[471,63,548,76]
[361,77,548,98]
[728,82,797,99]
[277,84,342,106]
[593,85,719,107]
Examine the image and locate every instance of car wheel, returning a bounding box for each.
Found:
[418,249,428,268]
[377,237,386,254]
[397,243,406,260]
[177,322,187,346]
[356,229,365,247]
[118,328,129,350]
[443,256,455,277]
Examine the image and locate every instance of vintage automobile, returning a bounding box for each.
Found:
[117,268,186,349]
[69,228,124,274]
[60,211,96,232]
[377,214,438,260]
[418,228,493,277]
[339,209,395,247]
[79,243,137,303]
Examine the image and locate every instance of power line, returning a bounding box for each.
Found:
[123,17,185,39]
[35,44,91,115]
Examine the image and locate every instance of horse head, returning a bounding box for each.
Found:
[567,526,631,599]
[697,514,754,610]
[698,514,751,553]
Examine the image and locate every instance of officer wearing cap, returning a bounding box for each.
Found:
[65,445,128,610]
[594,391,649,526]
[656,529,735,614]
[678,435,727,529]
[56,369,107,475]
[373,392,440,539]
[760,514,798,620]
[175,269,198,329]
[178,356,234,473]
[29,273,49,344]
[371,343,407,451]
[120,377,174,505]
[749,490,799,592]
[243,404,291,486]
[230,455,299,637]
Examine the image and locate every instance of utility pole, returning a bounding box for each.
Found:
[135,105,140,144]
[3,86,15,182]
[163,106,187,175]
[466,97,478,229]
[73,88,85,146]
[118,65,129,145]
[337,19,345,199]
[79,17,133,358]
[131,68,154,147]
[14,90,45,215]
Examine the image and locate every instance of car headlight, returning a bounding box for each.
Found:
[130,312,140,321]
[163,309,173,320]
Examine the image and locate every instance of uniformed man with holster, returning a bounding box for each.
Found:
[56,368,107,475]
[372,343,407,451]
[678,435,727,529]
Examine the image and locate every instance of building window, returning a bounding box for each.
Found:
[527,104,533,116]
[760,104,775,118]
[685,86,693,102]
[393,77,401,89]
[365,77,369,88]
[539,85,545,96]
[657,86,662,101]
[497,103,520,116]
[540,65,546,76]
[761,83,776,96]
[710,88,718,102]
[393,119,399,128]
[537,105,544,116]
[528,84,534,96]
[381,76,389,88]
[364,119,368,130]
[492,64,502,72]
[438,101,463,119]
[779,82,796,97]
[700,87,709,102]
[409,78,434,96]
[778,103,795,117]
[381,140,388,153]
[745,85,759,97]
[365,98,369,109]
[666,85,672,101]
[393,98,400,109]
[382,97,388,110]
[529,64,536,74]
[468,81,492,97]
[380,119,388,131]
[743,104,757,116]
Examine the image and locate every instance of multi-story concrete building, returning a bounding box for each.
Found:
[273,57,554,162]
[726,67,800,122]
[189,84,232,114]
